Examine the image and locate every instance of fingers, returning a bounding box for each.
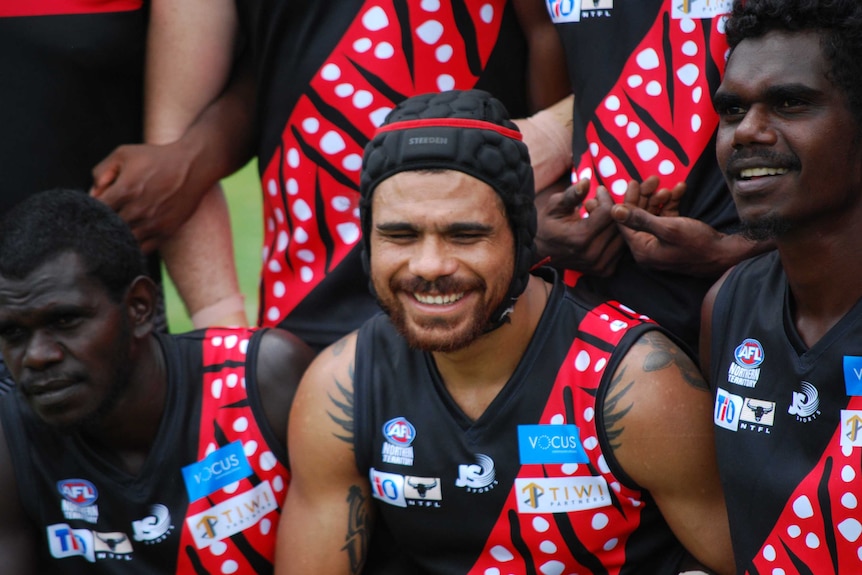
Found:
[90,157,122,200]
[548,178,590,217]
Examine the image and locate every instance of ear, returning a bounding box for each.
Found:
[124,276,158,338]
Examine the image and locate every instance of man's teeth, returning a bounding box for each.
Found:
[740,167,789,179]
[414,292,464,305]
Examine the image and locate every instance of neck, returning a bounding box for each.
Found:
[779,228,862,347]
[432,274,550,421]
[81,334,168,475]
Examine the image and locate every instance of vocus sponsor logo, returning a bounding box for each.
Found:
[844,356,862,396]
[181,440,253,501]
[518,424,589,464]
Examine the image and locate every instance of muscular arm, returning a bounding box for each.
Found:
[604,331,734,575]
[275,334,375,575]
[0,415,38,573]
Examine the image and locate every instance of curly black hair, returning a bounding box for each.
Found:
[726,0,862,124]
[0,189,145,302]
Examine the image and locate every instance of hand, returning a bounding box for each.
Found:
[611,178,769,277]
[90,141,212,253]
[535,178,625,276]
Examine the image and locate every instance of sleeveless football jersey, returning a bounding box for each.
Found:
[0,327,288,574]
[550,0,739,349]
[354,270,687,574]
[237,0,532,349]
[710,252,862,574]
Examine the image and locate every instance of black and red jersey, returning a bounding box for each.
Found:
[710,252,862,574]
[0,328,288,574]
[551,0,739,350]
[353,269,688,574]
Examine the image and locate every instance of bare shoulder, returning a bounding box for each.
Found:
[601,329,713,487]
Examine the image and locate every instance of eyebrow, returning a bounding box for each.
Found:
[713,83,824,109]
[375,221,495,234]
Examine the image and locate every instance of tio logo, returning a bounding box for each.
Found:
[714,388,743,432]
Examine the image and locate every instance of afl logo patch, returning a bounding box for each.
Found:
[734,338,764,368]
[58,479,98,506]
[383,417,416,447]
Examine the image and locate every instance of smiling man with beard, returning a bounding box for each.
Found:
[701,1,862,572]
[275,89,733,575]
[0,190,314,574]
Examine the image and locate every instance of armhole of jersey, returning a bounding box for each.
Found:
[0,397,40,521]
[594,323,687,492]
[353,321,374,477]
[243,328,288,467]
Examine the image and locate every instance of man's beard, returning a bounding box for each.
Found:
[738,214,792,242]
[376,276,503,353]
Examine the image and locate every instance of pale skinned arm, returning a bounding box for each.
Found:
[612,177,774,277]
[95,0,249,326]
[606,330,735,575]
[0,417,38,573]
[275,333,375,575]
[90,0,256,255]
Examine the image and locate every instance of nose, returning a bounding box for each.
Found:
[732,104,777,149]
[408,237,458,281]
[22,330,64,371]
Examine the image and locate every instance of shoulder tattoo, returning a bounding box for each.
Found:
[342,485,370,574]
[327,362,356,446]
[602,365,635,451]
[638,331,707,390]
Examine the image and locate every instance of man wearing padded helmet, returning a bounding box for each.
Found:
[275,90,733,575]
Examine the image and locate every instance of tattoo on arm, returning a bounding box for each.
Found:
[602,366,634,451]
[342,485,369,575]
[638,331,707,390]
[327,363,355,445]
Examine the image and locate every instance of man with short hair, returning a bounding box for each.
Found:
[701,1,862,572]
[0,190,314,573]
[275,89,733,575]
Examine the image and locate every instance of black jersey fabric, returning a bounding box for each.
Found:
[353,269,688,574]
[0,328,288,574]
[551,0,739,351]
[710,251,862,573]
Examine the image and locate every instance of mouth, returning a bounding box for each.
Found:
[738,166,790,180]
[413,292,465,305]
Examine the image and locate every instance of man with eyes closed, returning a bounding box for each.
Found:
[701,1,862,572]
[275,89,733,575]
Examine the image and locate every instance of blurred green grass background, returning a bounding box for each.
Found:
[162,160,263,333]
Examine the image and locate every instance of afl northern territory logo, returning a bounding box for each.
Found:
[728,338,764,388]
[381,417,415,466]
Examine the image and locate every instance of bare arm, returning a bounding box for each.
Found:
[90,3,256,256]
[143,0,248,326]
[275,334,374,575]
[605,331,734,575]
[0,415,38,573]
